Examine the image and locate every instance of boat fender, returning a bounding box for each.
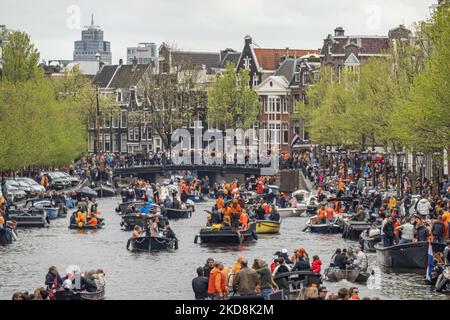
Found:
[174,239,179,250]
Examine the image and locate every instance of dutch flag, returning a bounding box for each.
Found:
[426,241,434,282]
[291,132,301,147]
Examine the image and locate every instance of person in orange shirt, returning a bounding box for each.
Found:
[222,204,232,226]
[325,205,335,221]
[442,209,450,238]
[207,262,227,300]
[239,212,249,230]
[230,199,242,228]
[317,205,326,224]
[216,196,224,209]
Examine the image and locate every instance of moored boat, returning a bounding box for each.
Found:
[324,267,371,283]
[93,184,116,198]
[195,222,258,244]
[68,223,103,230]
[276,207,303,218]
[256,218,281,234]
[166,207,192,220]
[375,241,446,270]
[53,288,105,300]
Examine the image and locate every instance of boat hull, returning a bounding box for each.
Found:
[69,223,103,230]
[277,208,303,218]
[375,241,446,270]
[198,223,257,244]
[325,267,370,283]
[342,221,371,241]
[256,219,281,234]
[8,214,47,228]
[94,185,116,198]
[166,208,192,220]
[129,236,178,251]
[53,289,105,300]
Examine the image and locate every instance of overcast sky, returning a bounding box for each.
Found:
[0,0,435,64]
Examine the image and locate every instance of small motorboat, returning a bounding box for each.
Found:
[360,228,382,252]
[127,235,178,251]
[53,288,105,300]
[115,201,145,215]
[0,221,18,246]
[166,207,192,220]
[68,223,103,230]
[7,202,48,228]
[33,200,59,220]
[375,241,447,270]
[121,213,168,231]
[195,222,258,244]
[273,270,322,299]
[256,218,281,234]
[324,267,371,283]
[341,219,371,241]
[305,216,341,234]
[276,207,304,218]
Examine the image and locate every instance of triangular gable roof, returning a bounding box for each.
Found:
[255,75,290,93]
[344,53,360,66]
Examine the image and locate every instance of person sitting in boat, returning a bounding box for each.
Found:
[216,195,224,209]
[230,199,242,229]
[382,216,395,247]
[139,198,154,215]
[86,215,98,227]
[414,217,430,242]
[279,193,289,209]
[325,204,335,222]
[354,206,366,222]
[45,266,63,293]
[269,209,280,222]
[164,196,172,209]
[346,247,357,266]
[209,205,222,225]
[172,197,181,210]
[330,249,346,270]
[75,210,87,227]
[316,204,327,224]
[256,205,266,221]
[353,245,368,271]
[163,221,177,240]
[132,225,142,239]
[149,217,160,237]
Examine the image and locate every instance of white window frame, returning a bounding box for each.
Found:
[134,127,139,141]
[112,114,119,128]
[121,133,127,153]
[282,123,289,145]
[104,134,111,152]
[121,110,128,128]
[128,127,133,141]
[282,98,288,114]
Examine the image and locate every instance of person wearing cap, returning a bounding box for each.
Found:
[280,248,292,264]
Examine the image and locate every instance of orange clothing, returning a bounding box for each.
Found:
[317,209,326,220]
[442,211,450,238]
[325,208,334,219]
[76,211,86,224]
[86,217,98,226]
[216,197,224,209]
[239,213,249,229]
[230,204,242,215]
[208,267,224,295]
[0,215,4,225]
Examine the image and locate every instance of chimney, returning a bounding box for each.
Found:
[132,56,138,71]
[244,35,252,46]
[334,27,345,37]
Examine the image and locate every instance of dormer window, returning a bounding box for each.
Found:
[252,74,259,87]
[117,91,122,102]
[302,72,308,85]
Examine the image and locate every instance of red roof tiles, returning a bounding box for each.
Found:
[253,48,320,71]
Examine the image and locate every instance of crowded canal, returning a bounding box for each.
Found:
[0,194,447,300]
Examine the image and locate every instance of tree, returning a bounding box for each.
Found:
[207,62,259,130]
[1,31,40,83]
[141,52,206,150]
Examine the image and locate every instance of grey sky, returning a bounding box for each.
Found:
[0,0,434,64]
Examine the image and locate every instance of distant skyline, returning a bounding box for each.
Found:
[0,0,435,64]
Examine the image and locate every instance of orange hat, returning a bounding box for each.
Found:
[233,199,238,204]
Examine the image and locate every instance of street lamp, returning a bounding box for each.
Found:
[397,152,406,197]
[417,152,425,191]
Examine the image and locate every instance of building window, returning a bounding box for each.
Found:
[147,127,152,140]
[121,110,128,128]
[252,74,259,87]
[295,72,300,83]
[112,134,119,152]
[104,134,111,152]
[117,91,122,102]
[128,127,133,141]
[302,72,308,86]
[121,133,127,153]
[282,123,289,145]
[275,98,281,113]
[98,134,104,152]
[263,96,268,113]
[104,115,111,128]
[134,127,139,141]
[112,114,119,128]
[88,133,94,152]
[282,99,288,114]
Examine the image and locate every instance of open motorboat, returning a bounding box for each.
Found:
[256,218,281,234]
[305,216,341,234]
[195,222,258,244]
[324,267,372,283]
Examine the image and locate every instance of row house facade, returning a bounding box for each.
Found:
[234,35,320,153]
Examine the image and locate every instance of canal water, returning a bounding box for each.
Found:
[0,197,447,300]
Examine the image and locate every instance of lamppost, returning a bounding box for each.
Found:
[397,152,406,197]
[362,151,369,187]
[417,152,425,193]
[370,150,377,188]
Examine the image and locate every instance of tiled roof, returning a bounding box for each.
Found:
[274,58,297,82]
[92,64,150,89]
[253,48,320,71]
[331,37,390,55]
[108,64,150,88]
[92,65,118,88]
[172,51,221,72]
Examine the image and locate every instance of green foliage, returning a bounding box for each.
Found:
[2,31,40,83]
[0,32,87,171]
[207,62,259,129]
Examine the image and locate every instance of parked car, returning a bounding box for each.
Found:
[16,177,45,197]
[2,180,27,203]
[57,172,80,187]
[41,172,71,190]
